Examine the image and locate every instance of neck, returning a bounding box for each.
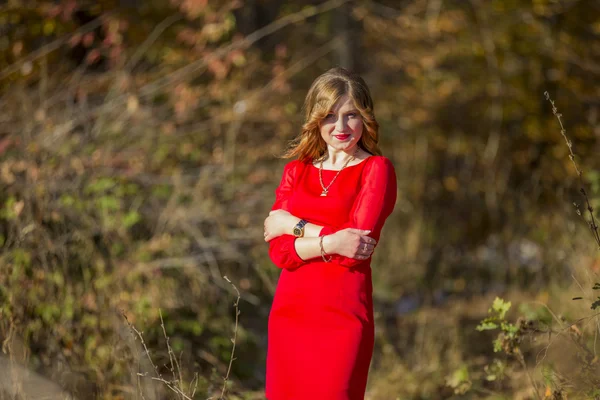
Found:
[326,145,358,166]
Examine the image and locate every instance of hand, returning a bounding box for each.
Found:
[324,228,377,259]
[264,209,297,242]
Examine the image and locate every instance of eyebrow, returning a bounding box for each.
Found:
[329,108,359,114]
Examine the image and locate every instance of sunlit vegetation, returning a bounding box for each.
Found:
[1,0,600,398]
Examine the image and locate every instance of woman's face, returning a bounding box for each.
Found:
[319,94,363,152]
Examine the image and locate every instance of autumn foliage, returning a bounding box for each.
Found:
[1,0,600,398]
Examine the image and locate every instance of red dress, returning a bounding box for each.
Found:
[266,155,397,400]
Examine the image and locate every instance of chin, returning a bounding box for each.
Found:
[331,138,358,148]
[340,141,359,151]
[329,144,351,152]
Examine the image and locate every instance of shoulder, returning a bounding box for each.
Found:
[361,156,397,195]
[364,155,395,174]
[280,159,307,177]
[360,156,396,185]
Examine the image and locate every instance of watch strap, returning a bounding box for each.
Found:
[296,219,307,229]
[293,219,308,237]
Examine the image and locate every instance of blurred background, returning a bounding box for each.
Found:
[1,0,600,399]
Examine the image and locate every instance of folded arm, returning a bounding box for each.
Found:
[267,157,397,269]
[319,157,397,267]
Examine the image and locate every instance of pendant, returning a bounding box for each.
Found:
[320,190,328,197]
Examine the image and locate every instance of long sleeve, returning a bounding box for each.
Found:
[268,160,306,269]
[319,156,397,267]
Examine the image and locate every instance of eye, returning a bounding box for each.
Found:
[348,112,358,118]
[324,113,335,119]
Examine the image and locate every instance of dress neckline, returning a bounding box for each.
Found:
[310,156,373,171]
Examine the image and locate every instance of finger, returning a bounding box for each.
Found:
[359,243,373,252]
[347,228,371,234]
[360,237,377,245]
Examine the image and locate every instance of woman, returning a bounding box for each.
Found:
[263,67,397,400]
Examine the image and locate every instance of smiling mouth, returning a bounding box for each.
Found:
[334,134,351,140]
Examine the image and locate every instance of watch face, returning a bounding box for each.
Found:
[293,228,301,236]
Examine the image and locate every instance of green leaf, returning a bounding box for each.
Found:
[13,249,31,267]
[491,297,511,319]
[445,365,471,395]
[493,338,503,353]
[43,20,55,36]
[484,359,506,382]
[476,321,498,331]
[59,194,75,207]
[85,178,117,194]
[1,197,18,220]
[96,195,120,211]
[501,322,519,336]
[122,210,140,228]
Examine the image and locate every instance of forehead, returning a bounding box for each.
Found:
[330,95,357,112]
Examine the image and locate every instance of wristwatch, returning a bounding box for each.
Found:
[293,219,308,238]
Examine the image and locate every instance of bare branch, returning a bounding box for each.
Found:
[220,276,241,400]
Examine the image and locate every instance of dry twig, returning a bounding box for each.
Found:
[122,311,193,400]
[219,276,241,400]
[544,92,600,248]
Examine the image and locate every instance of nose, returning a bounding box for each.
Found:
[335,115,347,132]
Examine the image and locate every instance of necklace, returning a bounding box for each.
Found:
[318,147,359,197]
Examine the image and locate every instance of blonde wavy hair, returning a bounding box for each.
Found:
[282,67,381,162]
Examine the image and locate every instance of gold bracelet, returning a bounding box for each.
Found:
[319,235,332,262]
